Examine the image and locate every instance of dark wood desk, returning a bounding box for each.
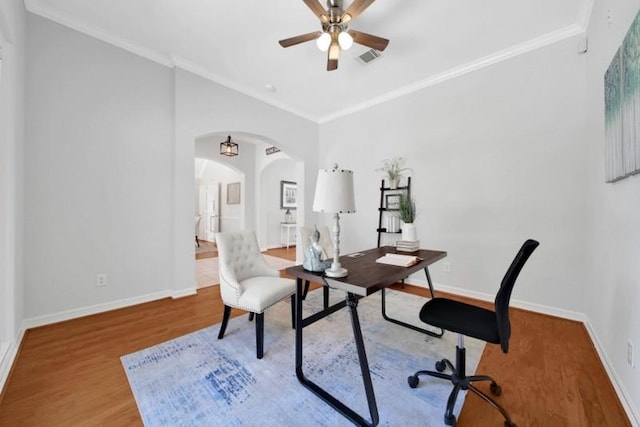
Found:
[285,246,447,427]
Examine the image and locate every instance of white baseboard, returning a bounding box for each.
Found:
[1,288,196,397]
[583,320,640,426]
[260,245,283,252]
[172,287,197,299]
[21,290,173,330]
[0,329,25,396]
[406,278,586,321]
[406,278,639,425]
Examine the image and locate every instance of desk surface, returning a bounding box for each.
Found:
[285,246,446,296]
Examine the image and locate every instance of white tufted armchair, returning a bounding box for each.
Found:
[215,230,296,359]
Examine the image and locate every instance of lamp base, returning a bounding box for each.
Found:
[325,266,348,278]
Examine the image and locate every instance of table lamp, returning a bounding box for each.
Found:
[312,164,356,278]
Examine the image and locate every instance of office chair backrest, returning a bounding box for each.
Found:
[494,239,539,353]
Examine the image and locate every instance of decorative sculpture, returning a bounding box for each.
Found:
[303,226,332,272]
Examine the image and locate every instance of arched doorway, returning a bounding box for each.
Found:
[191,132,305,289]
[194,131,305,249]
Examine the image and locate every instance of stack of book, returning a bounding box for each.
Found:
[396,240,420,252]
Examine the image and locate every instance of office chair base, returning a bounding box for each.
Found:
[408,346,516,427]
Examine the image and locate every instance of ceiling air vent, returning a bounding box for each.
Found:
[357,49,382,64]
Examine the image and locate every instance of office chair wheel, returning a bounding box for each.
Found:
[444,413,456,426]
[435,360,446,372]
[490,382,502,396]
[407,375,419,388]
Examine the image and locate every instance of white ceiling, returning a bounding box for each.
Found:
[25,0,591,122]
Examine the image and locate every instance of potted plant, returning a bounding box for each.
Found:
[376,157,411,189]
[398,193,417,241]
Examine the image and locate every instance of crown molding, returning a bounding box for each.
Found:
[319,23,586,123]
[25,0,173,67]
[577,0,595,30]
[25,1,319,123]
[25,0,592,126]
[170,56,317,123]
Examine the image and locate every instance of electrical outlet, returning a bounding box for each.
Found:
[443,262,451,273]
[628,340,634,368]
[96,273,107,287]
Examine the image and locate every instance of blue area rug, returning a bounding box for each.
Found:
[121,289,485,426]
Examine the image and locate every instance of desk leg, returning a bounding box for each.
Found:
[295,281,380,427]
[295,278,304,374]
[381,266,444,338]
[346,293,380,426]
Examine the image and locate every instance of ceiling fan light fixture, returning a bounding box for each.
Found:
[316,32,331,51]
[329,42,340,60]
[278,0,385,71]
[338,31,353,50]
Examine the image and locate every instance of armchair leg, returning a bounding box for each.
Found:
[255,312,264,359]
[248,312,254,322]
[300,281,330,309]
[218,305,231,339]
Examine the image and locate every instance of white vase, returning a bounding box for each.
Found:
[388,177,399,189]
[401,223,417,241]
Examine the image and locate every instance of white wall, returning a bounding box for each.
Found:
[18,13,321,322]
[173,68,319,293]
[260,157,298,248]
[195,134,256,236]
[24,14,175,318]
[0,0,25,384]
[585,1,640,422]
[321,35,589,315]
[196,159,244,234]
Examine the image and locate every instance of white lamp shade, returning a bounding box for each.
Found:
[313,165,356,214]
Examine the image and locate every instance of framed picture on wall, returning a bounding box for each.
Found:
[385,194,401,210]
[227,182,241,205]
[280,181,297,209]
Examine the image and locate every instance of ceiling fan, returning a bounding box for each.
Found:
[279,0,389,71]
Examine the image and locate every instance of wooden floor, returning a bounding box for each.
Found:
[195,239,217,260]
[0,246,630,426]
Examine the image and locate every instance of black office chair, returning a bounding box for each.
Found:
[408,239,539,427]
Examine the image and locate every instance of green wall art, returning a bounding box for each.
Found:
[604,10,640,183]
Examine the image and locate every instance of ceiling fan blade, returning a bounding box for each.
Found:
[279,31,323,48]
[327,41,339,71]
[327,57,338,71]
[348,29,389,51]
[303,0,329,24]
[341,0,375,24]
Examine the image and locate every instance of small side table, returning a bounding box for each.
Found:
[280,223,297,249]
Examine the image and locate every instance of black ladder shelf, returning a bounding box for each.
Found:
[376,176,411,248]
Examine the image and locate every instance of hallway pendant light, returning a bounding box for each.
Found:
[220,135,238,157]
